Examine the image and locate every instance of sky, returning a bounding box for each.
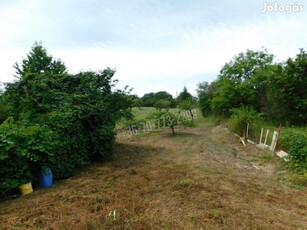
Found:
[0,0,306,97]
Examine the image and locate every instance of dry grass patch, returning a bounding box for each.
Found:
[0,127,307,229]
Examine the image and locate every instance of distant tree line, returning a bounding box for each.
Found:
[197,48,307,126]
[131,86,197,111]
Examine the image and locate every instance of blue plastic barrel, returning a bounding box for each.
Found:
[39,167,53,188]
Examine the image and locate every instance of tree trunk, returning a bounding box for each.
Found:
[189,109,194,120]
[170,124,175,136]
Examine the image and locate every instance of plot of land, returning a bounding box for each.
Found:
[1,126,307,229]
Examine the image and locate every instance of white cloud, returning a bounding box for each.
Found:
[0,1,306,96]
[0,47,28,82]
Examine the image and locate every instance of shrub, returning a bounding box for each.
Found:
[228,106,263,140]
[278,128,307,173]
[0,118,58,197]
[0,44,133,199]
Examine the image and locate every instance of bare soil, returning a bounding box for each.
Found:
[1,126,306,229]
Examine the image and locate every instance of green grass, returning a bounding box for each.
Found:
[286,173,307,189]
[118,107,217,131]
[248,151,276,166]
[194,111,219,128]
[257,152,275,163]
[131,107,157,120]
[122,107,280,148]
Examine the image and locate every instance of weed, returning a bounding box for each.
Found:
[286,173,307,189]
[174,179,195,190]
[255,152,275,164]
[203,209,225,224]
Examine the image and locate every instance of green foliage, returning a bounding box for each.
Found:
[154,91,174,102]
[278,49,307,125]
[122,118,147,135]
[177,86,193,104]
[178,115,196,128]
[210,49,274,115]
[154,99,172,111]
[0,43,132,198]
[197,81,214,116]
[197,48,307,126]
[0,118,58,196]
[13,41,67,78]
[278,128,307,173]
[228,107,263,139]
[130,95,143,109]
[154,111,177,135]
[141,91,176,108]
[259,64,285,121]
[178,98,197,111]
[285,173,307,188]
[0,93,11,124]
[178,98,198,122]
[141,92,155,107]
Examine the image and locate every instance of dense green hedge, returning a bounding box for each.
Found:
[0,44,132,198]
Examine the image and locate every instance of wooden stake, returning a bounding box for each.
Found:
[259,128,263,144]
[264,129,269,146]
[235,134,246,146]
[275,124,282,152]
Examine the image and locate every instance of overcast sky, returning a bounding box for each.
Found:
[0,0,306,97]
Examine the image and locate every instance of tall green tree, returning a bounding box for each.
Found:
[197,81,215,116]
[14,42,67,78]
[141,91,175,107]
[1,43,132,198]
[280,49,307,124]
[211,49,274,115]
[154,91,173,101]
[260,63,285,121]
[0,93,11,124]
[178,98,197,119]
[141,92,155,106]
[177,86,193,104]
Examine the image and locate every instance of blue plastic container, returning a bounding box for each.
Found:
[39,167,53,188]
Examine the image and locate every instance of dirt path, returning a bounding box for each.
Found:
[1,126,306,229]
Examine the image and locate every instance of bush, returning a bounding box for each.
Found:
[278,128,307,173]
[0,45,132,199]
[0,118,58,197]
[228,106,263,140]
